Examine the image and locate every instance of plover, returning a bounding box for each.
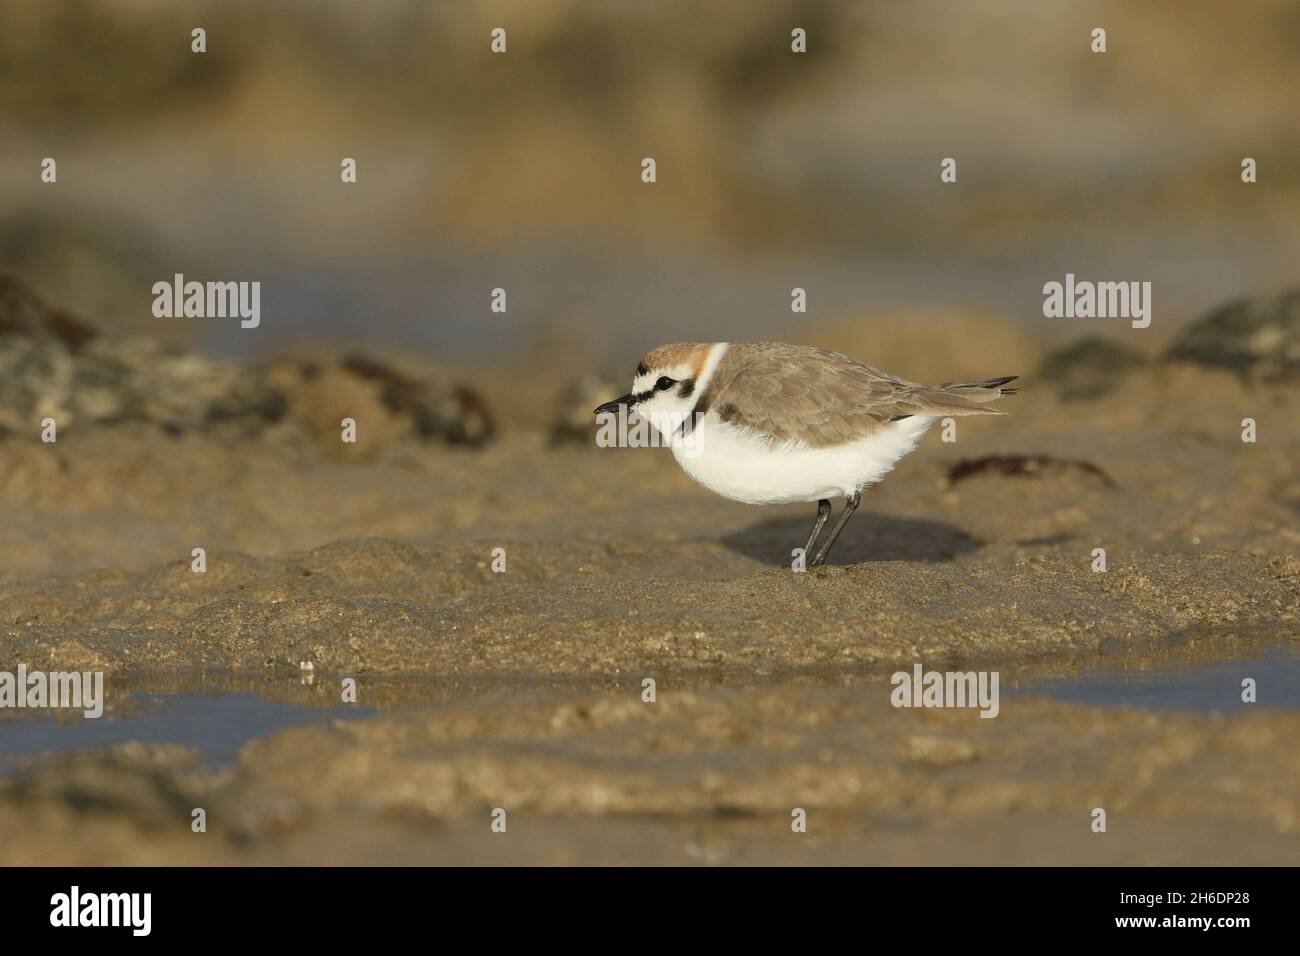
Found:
[595,342,1017,565]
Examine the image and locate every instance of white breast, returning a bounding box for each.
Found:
[672,415,935,505]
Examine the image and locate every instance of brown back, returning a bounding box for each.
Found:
[700,342,1010,447]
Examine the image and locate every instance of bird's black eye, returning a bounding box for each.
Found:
[655,376,675,391]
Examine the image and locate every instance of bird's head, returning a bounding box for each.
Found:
[594,342,717,438]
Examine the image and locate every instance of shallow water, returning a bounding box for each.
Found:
[0,691,371,770]
[1,635,1294,771]
[1013,645,1299,712]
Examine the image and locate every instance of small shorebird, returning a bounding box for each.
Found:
[595,342,1017,566]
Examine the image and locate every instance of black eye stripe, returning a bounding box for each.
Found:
[678,378,694,397]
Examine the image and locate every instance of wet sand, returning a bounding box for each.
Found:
[0,324,1297,865]
[2,664,1297,866]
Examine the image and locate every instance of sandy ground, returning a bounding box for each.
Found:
[3,681,1297,866]
[0,327,1297,865]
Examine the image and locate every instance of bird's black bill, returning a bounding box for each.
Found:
[594,394,634,416]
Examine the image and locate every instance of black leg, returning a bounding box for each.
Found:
[811,491,861,566]
[801,499,832,566]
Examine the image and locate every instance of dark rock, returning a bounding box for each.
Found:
[947,454,1116,487]
[0,274,283,437]
[0,273,97,350]
[0,277,494,446]
[1166,290,1300,381]
[340,353,495,446]
[550,373,623,445]
[1036,336,1149,401]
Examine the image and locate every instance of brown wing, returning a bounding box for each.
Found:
[704,342,1015,448]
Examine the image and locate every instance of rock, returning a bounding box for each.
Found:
[90,338,285,431]
[0,336,283,437]
[268,353,495,453]
[947,454,1115,487]
[1166,290,1300,381]
[265,357,406,457]
[550,373,622,445]
[0,273,97,350]
[340,353,494,447]
[1036,336,1149,401]
[0,274,284,436]
[0,276,495,446]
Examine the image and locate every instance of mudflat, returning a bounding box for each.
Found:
[1,313,1297,864]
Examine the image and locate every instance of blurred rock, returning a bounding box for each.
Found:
[947,454,1115,487]
[1166,290,1300,381]
[0,273,97,349]
[265,358,404,458]
[340,353,494,447]
[1037,336,1149,401]
[93,339,284,430]
[0,334,283,439]
[0,272,283,436]
[551,373,623,445]
[266,353,495,455]
[0,275,493,446]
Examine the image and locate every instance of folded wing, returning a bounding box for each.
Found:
[704,342,1017,448]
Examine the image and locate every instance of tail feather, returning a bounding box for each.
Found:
[907,375,1020,416]
[941,375,1019,392]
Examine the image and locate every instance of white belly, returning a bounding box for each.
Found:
[671,416,935,505]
